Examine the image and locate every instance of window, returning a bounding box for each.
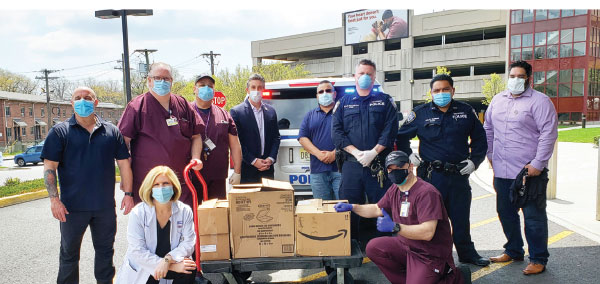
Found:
[511,35,521,48]
[414,35,443,48]
[522,48,533,60]
[30,127,34,135]
[22,127,26,136]
[561,29,573,43]
[511,10,522,24]
[547,45,559,58]
[523,9,534,22]
[41,108,45,117]
[574,10,587,16]
[535,32,546,46]
[20,107,25,117]
[42,126,46,134]
[5,106,10,116]
[522,33,533,47]
[572,69,585,97]
[534,71,546,84]
[384,71,401,82]
[535,46,546,59]
[62,109,66,117]
[29,107,33,116]
[548,31,559,44]
[548,10,560,19]
[447,66,471,77]
[6,128,11,137]
[473,63,506,75]
[574,28,586,41]
[536,9,547,21]
[413,69,433,80]
[536,70,558,97]
[574,42,586,56]
[560,43,572,58]
[352,43,368,55]
[384,39,401,51]
[562,10,574,17]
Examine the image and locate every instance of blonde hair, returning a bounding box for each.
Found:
[139,166,182,206]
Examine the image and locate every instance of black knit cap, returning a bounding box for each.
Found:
[385,151,409,169]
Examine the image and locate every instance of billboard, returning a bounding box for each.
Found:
[343,9,409,45]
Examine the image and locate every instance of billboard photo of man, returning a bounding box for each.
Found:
[344,9,409,45]
[376,10,408,39]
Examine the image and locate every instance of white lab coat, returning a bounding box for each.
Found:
[115,201,196,284]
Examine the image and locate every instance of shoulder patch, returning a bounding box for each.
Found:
[333,101,340,114]
[472,108,477,117]
[389,97,397,109]
[404,111,416,125]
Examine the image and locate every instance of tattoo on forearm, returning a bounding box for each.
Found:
[44,169,59,198]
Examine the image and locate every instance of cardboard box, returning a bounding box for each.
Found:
[197,199,230,261]
[295,199,351,256]
[228,179,295,258]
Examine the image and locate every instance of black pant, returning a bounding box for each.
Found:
[57,208,116,284]
[241,161,274,183]
[146,270,197,284]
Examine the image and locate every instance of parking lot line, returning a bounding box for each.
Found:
[471,216,499,229]
[293,258,372,283]
[471,230,574,281]
[472,193,495,201]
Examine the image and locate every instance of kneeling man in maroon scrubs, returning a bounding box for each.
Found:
[335,151,464,284]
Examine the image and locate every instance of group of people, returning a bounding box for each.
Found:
[42,63,280,284]
[42,57,557,284]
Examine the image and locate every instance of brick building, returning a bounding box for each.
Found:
[0,90,124,147]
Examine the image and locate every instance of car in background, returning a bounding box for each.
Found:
[14,145,43,167]
[262,77,390,198]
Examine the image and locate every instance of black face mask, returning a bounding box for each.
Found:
[388,169,409,186]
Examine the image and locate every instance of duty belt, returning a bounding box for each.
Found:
[344,152,387,188]
[420,160,466,179]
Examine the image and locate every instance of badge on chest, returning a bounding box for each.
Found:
[166,117,178,126]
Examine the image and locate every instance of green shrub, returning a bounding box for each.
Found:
[0,178,45,198]
[4,177,21,186]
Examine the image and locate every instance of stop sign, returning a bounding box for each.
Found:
[213,91,226,108]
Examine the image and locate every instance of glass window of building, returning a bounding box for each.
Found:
[574,10,587,16]
[511,35,521,48]
[535,46,546,59]
[573,42,586,56]
[562,10,574,17]
[523,9,534,22]
[511,48,521,61]
[522,33,533,47]
[560,70,571,83]
[573,69,585,82]
[559,83,571,97]
[21,107,25,116]
[29,107,33,116]
[547,31,559,44]
[5,106,10,116]
[572,83,584,96]
[547,70,558,84]
[536,10,547,21]
[561,29,573,43]
[574,28,586,42]
[560,43,572,58]
[534,71,546,84]
[548,10,561,19]
[547,45,559,58]
[535,32,546,46]
[546,84,557,97]
[511,10,522,24]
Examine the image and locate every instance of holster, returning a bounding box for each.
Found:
[335,149,345,173]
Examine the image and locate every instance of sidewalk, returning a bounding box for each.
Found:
[471,142,600,243]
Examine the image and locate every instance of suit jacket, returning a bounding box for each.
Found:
[230,99,280,166]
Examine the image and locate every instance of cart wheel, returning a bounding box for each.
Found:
[326,268,354,284]
[232,271,251,283]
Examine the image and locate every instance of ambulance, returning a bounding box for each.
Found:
[262,77,386,198]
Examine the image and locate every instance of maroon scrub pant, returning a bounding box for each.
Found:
[366,236,462,284]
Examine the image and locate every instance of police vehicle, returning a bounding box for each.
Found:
[262,78,385,197]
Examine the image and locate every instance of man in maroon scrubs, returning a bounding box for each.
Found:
[190,74,242,199]
[118,62,204,208]
[335,151,463,284]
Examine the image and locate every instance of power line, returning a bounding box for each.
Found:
[201,51,221,75]
[35,69,60,127]
[60,60,119,71]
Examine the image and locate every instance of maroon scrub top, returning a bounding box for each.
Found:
[190,102,238,180]
[377,178,454,262]
[118,92,205,206]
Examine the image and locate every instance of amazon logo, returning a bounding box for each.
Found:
[298,229,348,241]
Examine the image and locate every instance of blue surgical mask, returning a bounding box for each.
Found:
[432,92,452,107]
[152,80,171,96]
[318,92,334,106]
[249,90,262,103]
[197,86,214,101]
[73,99,94,117]
[152,186,174,204]
[357,74,372,90]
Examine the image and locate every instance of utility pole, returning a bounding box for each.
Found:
[201,51,221,75]
[115,54,127,103]
[35,69,59,128]
[134,49,157,75]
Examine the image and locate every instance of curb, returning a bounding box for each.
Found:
[0,176,122,208]
[0,189,48,208]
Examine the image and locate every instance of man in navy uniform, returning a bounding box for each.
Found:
[332,59,398,237]
[396,74,490,267]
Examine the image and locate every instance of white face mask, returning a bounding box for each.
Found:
[507,77,526,95]
[248,90,262,103]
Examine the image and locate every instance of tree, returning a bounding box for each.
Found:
[481,73,506,106]
[0,69,39,94]
[49,78,75,101]
[424,66,451,101]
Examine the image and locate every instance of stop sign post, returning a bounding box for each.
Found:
[213,91,226,108]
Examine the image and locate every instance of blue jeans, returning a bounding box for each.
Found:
[494,177,549,265]
[310,171,341,200]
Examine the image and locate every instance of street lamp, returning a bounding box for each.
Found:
[95,9,153,103]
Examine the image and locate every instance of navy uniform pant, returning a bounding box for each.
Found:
[417,168,480,261]
[340,161,390,238]
[58,208,116,284]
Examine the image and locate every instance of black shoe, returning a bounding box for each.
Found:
[460,256,491,267]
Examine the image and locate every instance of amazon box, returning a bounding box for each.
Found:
[197,199,230,261]
[228,179,295,258]
[295,199,351,256]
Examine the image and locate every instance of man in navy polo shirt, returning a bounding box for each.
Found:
[298,80,340,200]
[41,87,133,284]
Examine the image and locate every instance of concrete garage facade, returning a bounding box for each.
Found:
[251,10,509,115]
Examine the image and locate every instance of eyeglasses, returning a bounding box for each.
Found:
[317,89,333,94]
[151,76,173,82]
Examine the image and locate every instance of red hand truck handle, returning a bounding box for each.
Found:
[183,160,208,274]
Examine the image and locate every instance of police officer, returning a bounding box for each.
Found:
[332,59,398,238]
[396,74,490,267]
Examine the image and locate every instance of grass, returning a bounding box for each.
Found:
[558,124,576,129]
[557,128,600,143]
[0,178,45,198]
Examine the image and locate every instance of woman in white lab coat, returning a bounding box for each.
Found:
[116,166,198,284]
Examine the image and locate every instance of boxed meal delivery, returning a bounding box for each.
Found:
[228,179,295,258]
[197,199,230,261]
[295,199,351,256]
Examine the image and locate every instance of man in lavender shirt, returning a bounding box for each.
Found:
[483,60,558,275]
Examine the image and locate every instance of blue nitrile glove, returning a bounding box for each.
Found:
[377,209,396,232]
[334,202,353,212]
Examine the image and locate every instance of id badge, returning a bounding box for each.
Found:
[400,201,410,217]
[166,117,178,126]
[205,138,216,151]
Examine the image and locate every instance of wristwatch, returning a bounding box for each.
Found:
[392,223,401,233]
[164,254,172,263]
[124,192,133,197]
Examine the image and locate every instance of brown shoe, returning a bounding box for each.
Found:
[523,263,546,275]
[489,253,523,263]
